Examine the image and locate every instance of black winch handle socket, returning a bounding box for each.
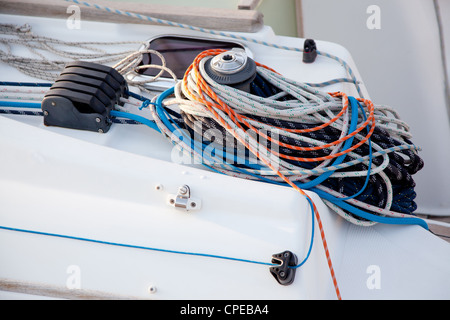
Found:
[303,39,317,63]
[270,250,298,286]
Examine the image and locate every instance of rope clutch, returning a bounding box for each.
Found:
[41,61,128,133]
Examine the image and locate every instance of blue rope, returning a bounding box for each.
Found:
[339,97,373,201]
[293,196,315,269]
[110,110,160,132]
[0,101,42,108]
[0,225,276,267]
[310,188,429,229]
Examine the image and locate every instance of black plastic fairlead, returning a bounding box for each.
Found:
[270,251,298,286]
[41,61,128,133]
[303,39,317,64]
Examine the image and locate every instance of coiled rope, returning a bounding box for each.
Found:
[142,49,426,299]
[155,50,425,224]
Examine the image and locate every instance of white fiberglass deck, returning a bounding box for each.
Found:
[0,13,449,300]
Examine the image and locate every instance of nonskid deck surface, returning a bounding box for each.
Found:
[0,10,449,300]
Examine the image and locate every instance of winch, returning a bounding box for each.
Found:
[203,48,256,92]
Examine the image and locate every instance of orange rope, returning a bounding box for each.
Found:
[182,49,343,300]
[236,97,375,160]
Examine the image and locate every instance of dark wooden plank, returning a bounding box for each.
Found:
[418,214,450,243]
[0,0,264,32]
[0,278,144,300]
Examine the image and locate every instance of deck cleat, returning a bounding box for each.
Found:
[270,251,298,286]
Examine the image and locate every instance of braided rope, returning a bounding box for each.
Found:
[0,22,143,81]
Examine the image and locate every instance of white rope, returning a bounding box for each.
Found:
[0,23,144,81]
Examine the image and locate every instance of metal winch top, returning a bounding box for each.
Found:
[210,49,249,74]
[204,48,256,92]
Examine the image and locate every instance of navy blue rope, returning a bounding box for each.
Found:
[0,81,52,87]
